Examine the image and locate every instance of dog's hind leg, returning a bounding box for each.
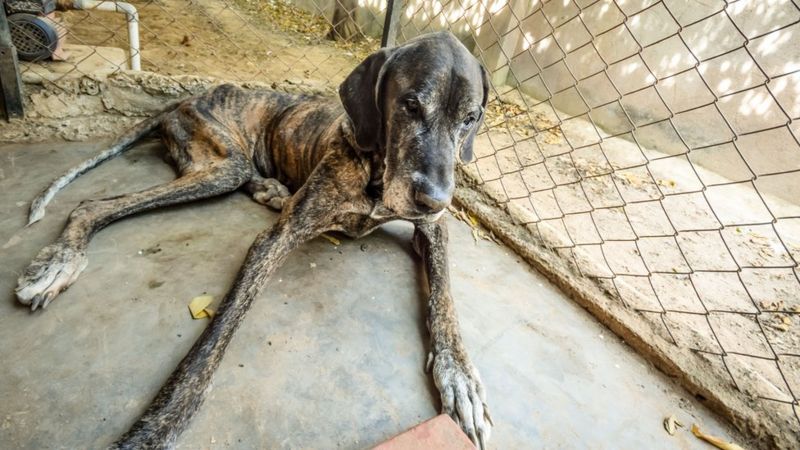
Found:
[111,159,341,449]
[16,150,253,311]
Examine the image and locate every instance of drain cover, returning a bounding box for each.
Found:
[8,13,58,61]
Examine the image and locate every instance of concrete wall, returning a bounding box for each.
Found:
[0,71,317,143]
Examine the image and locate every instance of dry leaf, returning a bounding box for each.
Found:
[775,323,790,332]
[188,295,213,320]
[320,233,341,246]
[691,424,745,450]
[663,415,683,435]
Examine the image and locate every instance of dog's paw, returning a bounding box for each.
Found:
[429,349,492,449]
[249,178,290,211]
[16,242,87,311]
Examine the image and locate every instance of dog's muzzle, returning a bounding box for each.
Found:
[412,175,452,214]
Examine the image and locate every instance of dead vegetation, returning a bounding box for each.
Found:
[232,0,379,60]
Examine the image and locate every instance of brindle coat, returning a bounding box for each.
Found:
[16,32,492,449]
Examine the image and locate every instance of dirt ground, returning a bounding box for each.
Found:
[51,0,378,92]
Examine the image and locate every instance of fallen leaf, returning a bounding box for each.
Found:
[188,295,213,320]
[663,415,683,435]
[320,233,341,246]
[691,424,745,450]
[775,323,790,332]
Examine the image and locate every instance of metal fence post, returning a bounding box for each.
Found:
[380,0,402,48]
[0,6,24,120]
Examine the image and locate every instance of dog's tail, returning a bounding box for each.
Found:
[27,105,177,226]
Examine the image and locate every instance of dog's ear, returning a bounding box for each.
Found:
[339,47,396,151]
[461,64,490,163]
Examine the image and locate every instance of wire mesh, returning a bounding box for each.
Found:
[7,0,800,442]
[395,0,800,439]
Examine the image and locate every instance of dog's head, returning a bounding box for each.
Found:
[339,32,489,220]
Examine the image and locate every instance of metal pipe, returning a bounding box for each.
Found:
[60,0,140,70]
[0,6,24,119]
[0,6,13,47]
[381,0,402,48]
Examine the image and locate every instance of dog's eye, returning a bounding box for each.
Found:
[404,98,420,115]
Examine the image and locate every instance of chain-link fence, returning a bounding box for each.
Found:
[4,0,799,446]
[6,0,385,99]
[398,0,800,445]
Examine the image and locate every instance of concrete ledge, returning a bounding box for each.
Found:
[0,70,326,143]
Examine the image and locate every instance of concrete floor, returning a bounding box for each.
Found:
[0,141,744,449]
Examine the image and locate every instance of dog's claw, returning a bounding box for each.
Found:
[484,404,494,426]
[31,294,43,312]
[42,292,55,309]
[431,349,491,448]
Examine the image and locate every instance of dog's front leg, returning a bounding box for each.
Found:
[111,181,334,450]
[413,218,492,449]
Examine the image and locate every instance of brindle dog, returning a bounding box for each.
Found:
[16,32,492,448]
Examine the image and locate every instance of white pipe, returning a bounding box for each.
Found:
[70,0,140,70]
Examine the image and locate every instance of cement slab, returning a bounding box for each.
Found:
[0,141,745,449]
[20,44,129,83]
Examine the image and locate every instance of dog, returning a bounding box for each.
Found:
[16,31,492,449]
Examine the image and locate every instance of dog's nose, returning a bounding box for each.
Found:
[414,186,451,213]
[414,190,448,213]
[412,171,453,214]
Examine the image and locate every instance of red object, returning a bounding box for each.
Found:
[373,414,476,450]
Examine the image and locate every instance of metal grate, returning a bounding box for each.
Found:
[9,15,56,59]
[11,21,48,53]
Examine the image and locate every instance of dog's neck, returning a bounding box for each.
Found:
[340,117,385,197]
[340,116,361,151]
